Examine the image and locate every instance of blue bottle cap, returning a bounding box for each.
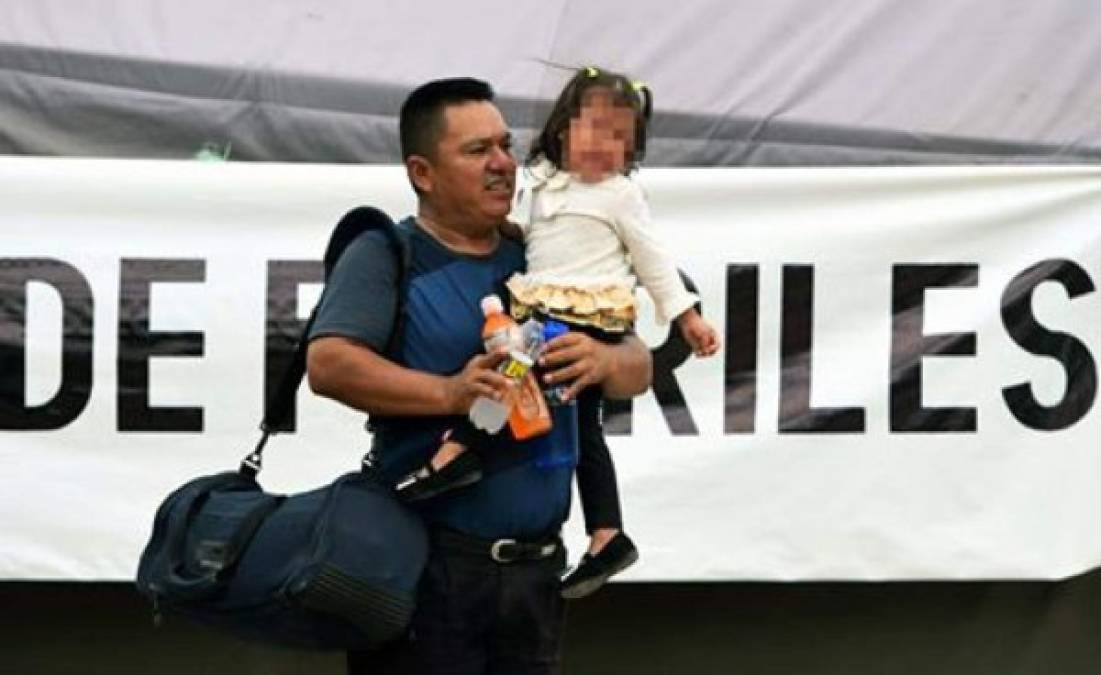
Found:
[543,320,569,342]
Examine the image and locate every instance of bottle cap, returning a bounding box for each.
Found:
[543,320,569,342]
[480,294,504,316]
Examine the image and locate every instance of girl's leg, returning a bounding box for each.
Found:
[396,421,494,502]
[561,384,638,599]
[575,385,623,535]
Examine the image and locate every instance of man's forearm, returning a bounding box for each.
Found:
[601,335,652,399]
[307,336,455,416]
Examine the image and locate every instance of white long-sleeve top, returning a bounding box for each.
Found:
[513,161,698,325]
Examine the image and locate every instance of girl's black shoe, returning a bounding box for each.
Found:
[560,531,638,599]
[396,451,483,502]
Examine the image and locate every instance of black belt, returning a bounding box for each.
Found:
[432,529,559,564]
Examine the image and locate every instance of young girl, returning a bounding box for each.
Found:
[399,67,720,598]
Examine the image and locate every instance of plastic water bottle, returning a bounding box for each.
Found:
[468,392,509,433]
[540,320,571,405]
[509,319,553,440]
[469,295,524,433]
[519,318,545,358]
[535,320,579,469]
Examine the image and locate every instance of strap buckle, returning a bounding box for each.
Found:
[490,539,519,563]
[489,538,557,563]
[195,540,228,572]
[238,426,272,477]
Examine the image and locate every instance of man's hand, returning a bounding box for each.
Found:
[442,350,513,414]
[539,332,619,402]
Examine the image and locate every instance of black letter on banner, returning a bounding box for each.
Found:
[1001,259,1096,430]
[0,258,94,430]
[265,260,323,432]
[725,264,758,433]
[117,259,205,432]
[890,264,978,432]
[605,269,700,436]
[779,265,865,433]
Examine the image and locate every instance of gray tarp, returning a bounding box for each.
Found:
[1,0,1099,165]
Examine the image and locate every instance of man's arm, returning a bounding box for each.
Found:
[539,333,652,402]
[600,334,653,398]
[307,336,512,417]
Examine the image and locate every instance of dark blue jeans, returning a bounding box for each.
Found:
[347,536,568,675]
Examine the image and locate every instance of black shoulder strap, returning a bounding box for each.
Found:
[240,207,410,476]
[378,217,413,359]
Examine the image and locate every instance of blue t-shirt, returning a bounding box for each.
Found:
[309,217,573,539]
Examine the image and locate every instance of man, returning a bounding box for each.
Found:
[307,78,652,674]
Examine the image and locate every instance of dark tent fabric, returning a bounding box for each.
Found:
[2,0,1100,165]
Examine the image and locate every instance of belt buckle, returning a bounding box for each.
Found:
[490,538,518,563]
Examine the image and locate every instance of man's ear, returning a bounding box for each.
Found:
[406,155,433,194]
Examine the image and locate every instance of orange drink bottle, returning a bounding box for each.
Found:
[469,295,524,433]
[509,372,552,439]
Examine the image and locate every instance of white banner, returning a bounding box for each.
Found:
[2,157,1100,582]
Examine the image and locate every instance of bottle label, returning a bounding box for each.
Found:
[516,375,541,420]
[510,372,553,440]
[518,374,552,422]
[499,355,530,381]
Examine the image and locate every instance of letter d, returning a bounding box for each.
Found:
[0,258,94,430]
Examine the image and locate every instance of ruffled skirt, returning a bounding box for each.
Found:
[505,272,636,332]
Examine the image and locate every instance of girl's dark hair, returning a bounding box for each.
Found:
[527,66,653,173]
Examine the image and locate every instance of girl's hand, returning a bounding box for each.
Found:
[677,309,720,357]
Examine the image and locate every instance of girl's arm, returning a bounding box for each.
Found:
[610,180,698,325]
[612,180,721,356]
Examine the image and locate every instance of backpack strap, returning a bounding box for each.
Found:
[240,207,410,477]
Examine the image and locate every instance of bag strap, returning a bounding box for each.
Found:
[239,207,411,477]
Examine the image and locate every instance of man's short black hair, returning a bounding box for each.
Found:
[399,78,495,161]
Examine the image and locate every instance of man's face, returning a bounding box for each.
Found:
[417,101,516,230]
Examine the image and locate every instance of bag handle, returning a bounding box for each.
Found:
[161,474,281,600]
[238,207,408,478]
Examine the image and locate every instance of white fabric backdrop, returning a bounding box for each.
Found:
[1,157,1100,581]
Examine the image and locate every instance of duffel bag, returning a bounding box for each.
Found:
[135,462,427,650]
[134,206,426,650]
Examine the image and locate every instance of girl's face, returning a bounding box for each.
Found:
[562,88,636,183]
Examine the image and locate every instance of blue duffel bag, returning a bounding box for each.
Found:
[135,462,427,649]
[135,207,426,650]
